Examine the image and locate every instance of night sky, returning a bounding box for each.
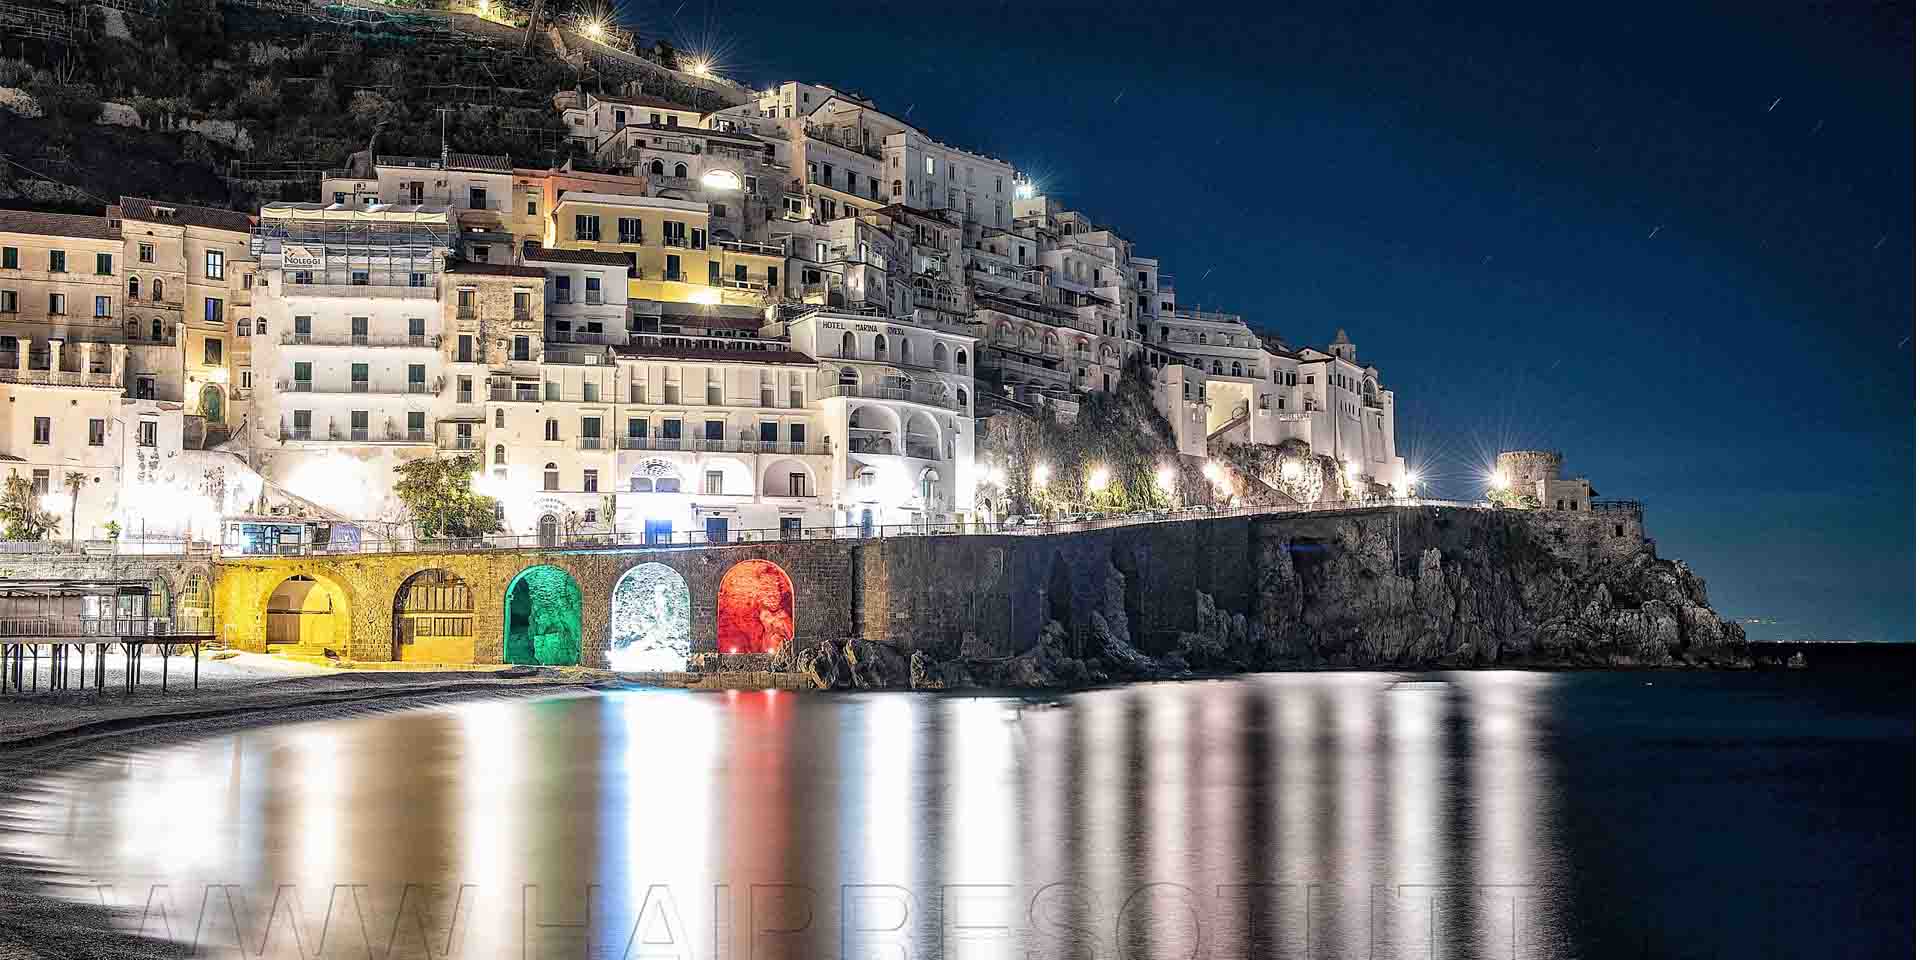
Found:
[666,1,1915,642]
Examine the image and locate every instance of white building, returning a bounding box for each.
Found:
[249,202,455,523]
[780,309,976,530]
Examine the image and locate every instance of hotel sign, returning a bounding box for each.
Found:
[282,245,324,269]
[821,320,907,336]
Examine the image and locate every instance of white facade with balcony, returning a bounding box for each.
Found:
[784,309,976,529]
[249,203,454,523]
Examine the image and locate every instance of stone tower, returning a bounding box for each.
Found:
[1329,328,1357,362]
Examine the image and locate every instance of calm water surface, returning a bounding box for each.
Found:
[4,671,1911,958]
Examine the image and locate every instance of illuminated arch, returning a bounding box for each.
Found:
[609,562,691,671]
[503,564,582,665]
[716,559,794,655]
[392,568,474,662]
[264,574,350,652]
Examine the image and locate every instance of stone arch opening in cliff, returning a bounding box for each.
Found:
[393,569,475,663]
[503,565,582,666]
[716,559,794,655]
[264,575,350,653]
[610,562,691,671]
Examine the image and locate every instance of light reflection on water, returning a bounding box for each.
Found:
[2,671,1909,958]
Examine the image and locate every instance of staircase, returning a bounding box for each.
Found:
[1206,410,1251,445]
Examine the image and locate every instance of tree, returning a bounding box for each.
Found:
[392,456,502,540]
[63,471,84,543]
[0,471,60,541]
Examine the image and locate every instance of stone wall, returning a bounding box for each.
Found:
[213,538,855,665]
[204,504,1740,676]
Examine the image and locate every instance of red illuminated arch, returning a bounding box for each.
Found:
[716,559,795,654]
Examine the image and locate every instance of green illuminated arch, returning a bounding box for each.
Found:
[503,564,583,666]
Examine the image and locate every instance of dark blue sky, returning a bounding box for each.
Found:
[676,1,1915,641]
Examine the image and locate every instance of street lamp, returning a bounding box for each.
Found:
[1031,462,1051,488]
[1487,471,1508,491]
[1087,464,1110,493]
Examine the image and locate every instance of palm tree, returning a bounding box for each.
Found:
[63,471,84,543]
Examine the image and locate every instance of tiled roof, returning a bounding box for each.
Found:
[0,209,118,241]
[447,261,547,278]
[522,242,630,267]
[376,153,513,173]
[117,196,254,234]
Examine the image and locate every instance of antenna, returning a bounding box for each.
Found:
[437,105,455,168]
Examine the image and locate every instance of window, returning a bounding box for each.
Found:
[575,214,601,241]
[407,364,426,392]
[149,319,163,342]
[704,419,724,441]
[526,195,538,216]
[30,469,48,495]
[468,186,488,210]
[238,318,252,337]
[583,469,599,493]
[585,276,602,304]
[2,247,17,269]
[541,417,560,442]
[493,444,506,465]
[138,420,157,447]
[48,250,65,273]
[88,419,105,446]
[924,156,935,175]
[96,253,114,275]
[204,298,223,324]
[705,470,724,495]
[554,275,571,302]
[665,254,681,281]
[471,245,490,263]
[49,293,65,315]
[350,410,370,441]
[240,370,252,390]
[543,463,559,491]
[204,338,222,365]
[409,272,428,288]
[94,295,111,317]
[32,417,50,444]
[513,336,531,361]
[618,217,643,244]
[789,423,806,446]
[0,290,11,313]
[204,250,223,279]
[514,290,531,316]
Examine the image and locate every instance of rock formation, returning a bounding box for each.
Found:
[789,509,1747,690]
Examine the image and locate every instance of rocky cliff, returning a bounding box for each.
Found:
[789,509,1748,690]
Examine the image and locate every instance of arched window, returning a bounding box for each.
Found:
[840,330,856,357]
[838,367,858,386]
[673,162,688,178]
[933,342,948,370]
[493,444,506,465]
[495,409,505,428]
[900,338,913,366]
[873,334,888,361]
[649,159,665,175]
[1231,361,1242,377]
[238,318,252,337]
[152,278,164,301]
[544,418,559,441]
[956,348,968,373]
[630,476,654,492]
[150,319,163,342]
[124,318,138,339]
[956,387,968,409]
[1212,360,1223,375]
[543,462,559,491]
[127,276,139,299]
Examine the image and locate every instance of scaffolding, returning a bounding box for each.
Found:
[252,202,453,286]
[0,0,85,45]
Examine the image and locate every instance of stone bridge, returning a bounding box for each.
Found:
[208,504,1645,669]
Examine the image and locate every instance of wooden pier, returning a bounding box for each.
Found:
[0,579,213,695]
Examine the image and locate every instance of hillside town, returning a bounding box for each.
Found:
[0,78,1411,549]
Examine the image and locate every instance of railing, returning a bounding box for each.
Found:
[1589,500,1643,512]
[281,422,431,443]
[816,383,960,410]
[283,333,440,348]
[0,615,198,638]
[232,499,1492,557]
[614,437,829,455]
[488,388,541,402]
[281,284,439,300]
[0,369,119,388]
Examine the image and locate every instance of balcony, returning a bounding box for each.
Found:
[616,436,830,455]
[280,283,439,301]
[577,436,608,450]
[0,368,120,388]
[277,379,428,397]
[280,420,433,443]
[816,383,960,411]
[488,388,543,402]
[282,333,440,348]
